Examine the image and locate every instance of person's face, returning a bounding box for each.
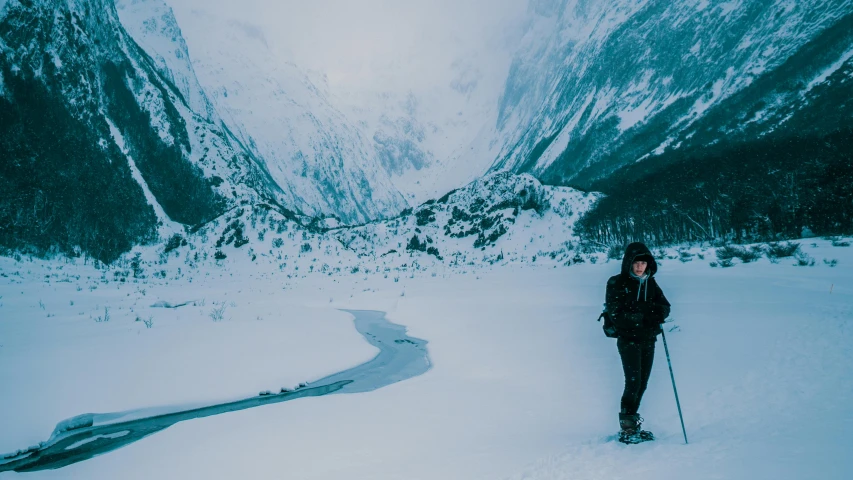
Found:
[632,260,647,276]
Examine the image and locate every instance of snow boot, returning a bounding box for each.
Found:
[618,413,654,444]
[618,412,642,444]
[618,413,655,443]
[636,415,655,442]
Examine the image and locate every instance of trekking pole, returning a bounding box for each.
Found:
[661,328,688,444]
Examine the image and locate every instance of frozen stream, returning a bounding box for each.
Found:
[0,310,431,473]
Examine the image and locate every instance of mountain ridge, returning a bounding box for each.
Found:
[487,0,853,187]
[0,0,278,262]
[150,2,411,224]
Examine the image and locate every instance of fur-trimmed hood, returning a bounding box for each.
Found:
[621,242,657,278]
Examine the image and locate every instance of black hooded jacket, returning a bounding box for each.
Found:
[605,242,671,342]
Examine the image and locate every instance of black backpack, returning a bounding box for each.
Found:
[598,311,618,338]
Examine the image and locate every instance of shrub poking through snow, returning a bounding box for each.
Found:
[831,239,851,247]
[744,246,764,262]
[209,304,226,322]
[564,252,586,266]
[520,187,549,214]
[823,258,838,267]
[131,252,144,278]
[95,307,110,322]
[415,208,436,226]
[473,224,508,248]
[716,245,763,263]
[215,220,250,249]
[406,235,427,253]
[715,246,740,261]
[765,242,800,259]
[163,234,187,254]
[794,252,815,267]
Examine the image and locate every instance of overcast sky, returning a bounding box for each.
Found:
[167,0,530,96]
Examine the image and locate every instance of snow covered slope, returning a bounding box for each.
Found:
[1,236,851,479]
[154,172,600,278]
[116,0,528,216]
[329,171,597,267]
[113,0,216,121]
[0,0,278,262]
[336,51,520,206]
[343,91,439,204]
[484,0,853,186]
[132,4,408,224]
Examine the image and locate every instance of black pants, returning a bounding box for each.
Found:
[617,338,655,415]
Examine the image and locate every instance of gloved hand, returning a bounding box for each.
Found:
[642,310,664,327]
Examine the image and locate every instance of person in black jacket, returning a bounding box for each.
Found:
[606,242,671,443]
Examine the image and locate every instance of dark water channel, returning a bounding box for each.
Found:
[0,310,431,473]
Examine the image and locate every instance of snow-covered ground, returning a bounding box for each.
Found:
[1,238,852,479]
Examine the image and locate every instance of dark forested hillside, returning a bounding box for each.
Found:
[491,1,853,193]
[0,3,162,262]
[576,129,853,247]
[100,60,225,225]
[0,0,248,263]
[0,60,159,262]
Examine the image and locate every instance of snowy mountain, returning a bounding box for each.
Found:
[110,0,531,224]
[3,3,853,477]
[484,0,853,187]
[154,0,525,214]
[134,3,409,224]
[0,0,530,265]
[6,0,850,265]
[344,91,438,203]
[113,0,216,121]
[0,0,279,262]
[336,56,518,207]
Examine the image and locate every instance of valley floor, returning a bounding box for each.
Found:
[1,239,852,479]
